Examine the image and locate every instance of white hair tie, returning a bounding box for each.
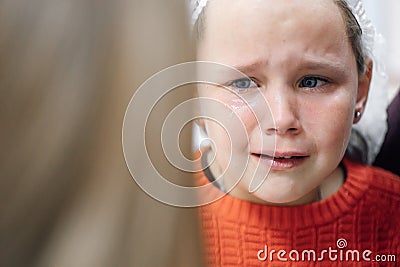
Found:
[189,0,209,28]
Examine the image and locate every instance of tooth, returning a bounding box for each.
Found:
[284,156,292,159]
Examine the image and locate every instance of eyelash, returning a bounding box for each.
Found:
[298,76,330,90]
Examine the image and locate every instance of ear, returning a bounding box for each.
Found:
[354,58,373,124]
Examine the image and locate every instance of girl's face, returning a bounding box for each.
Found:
[197,0,371,205]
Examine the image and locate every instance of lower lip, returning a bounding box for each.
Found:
[252,154,308,170]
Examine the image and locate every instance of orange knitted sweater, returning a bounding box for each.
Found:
[199,160,400,266]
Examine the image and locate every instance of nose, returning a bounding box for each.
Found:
[262,87,301,136]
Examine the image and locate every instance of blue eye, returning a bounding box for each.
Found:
[299,76,328,88]
[228,78,258,92]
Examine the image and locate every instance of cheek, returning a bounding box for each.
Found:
[203,90,260,148]
[201,106,251,170]
[301,93,354,154]
[205,120,230,154]
[205,118,249,171]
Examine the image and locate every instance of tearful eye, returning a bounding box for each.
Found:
[299,76,327,88]
[228,78,258,92]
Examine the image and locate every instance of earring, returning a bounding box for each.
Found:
[355,111,362,119]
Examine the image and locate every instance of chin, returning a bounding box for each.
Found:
[254,194,293,205]
[253,186,307,205]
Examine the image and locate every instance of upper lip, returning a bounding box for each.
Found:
[252,151,309,158]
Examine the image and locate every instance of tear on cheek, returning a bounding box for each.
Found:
[229,103,248,114]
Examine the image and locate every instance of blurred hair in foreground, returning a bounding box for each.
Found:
[0,0,203,266]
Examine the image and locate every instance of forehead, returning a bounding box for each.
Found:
[198,0,351,66]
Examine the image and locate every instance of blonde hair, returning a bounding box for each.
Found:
[0,0,202,266]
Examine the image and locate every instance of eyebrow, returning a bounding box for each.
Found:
[298,59,347,72]
[231,61,264,74]
[231,57,347,75]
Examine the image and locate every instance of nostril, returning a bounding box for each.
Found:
[265,127,278,134]
[265,126,299,135]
